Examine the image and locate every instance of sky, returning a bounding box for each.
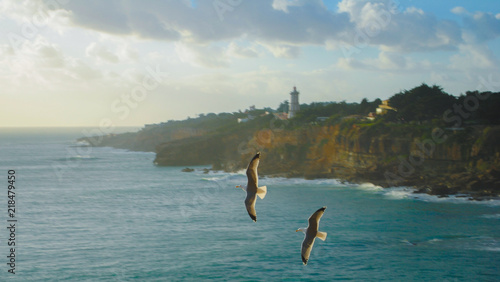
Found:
[1,0,500,127]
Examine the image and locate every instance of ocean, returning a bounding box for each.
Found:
[0,127,499,281]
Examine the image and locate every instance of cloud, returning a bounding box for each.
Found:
[176,41,261,67]
[259,42,301,58]
[450,44,499,70]
[336,50,439,73]
[86,42,120,63]
[175,42,229,68]
[0,35,103,87]
[272,0,301,13]
[227,42,259,58]
[4,0,496,58]
[337,0,399,25]
[25,0,499,67]
[85,40,141,64]
[450,6,500,43]
[0,44,14,57]
[35,0,349,47]
[36,43,65,68]
[118,44,140,61]
[451,6,468,15]
[337,0,463,52]
[0,0,73,34]
[462,11,500,43]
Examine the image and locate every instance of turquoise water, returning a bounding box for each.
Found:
[1,128,499,281]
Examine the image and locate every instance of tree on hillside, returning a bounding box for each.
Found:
[457,91,500,125]
[277,100,289,113]
[389,84,457,122]
[359,98,381,115]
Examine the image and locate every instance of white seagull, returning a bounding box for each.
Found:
[237,152,267,222]
[296,206,327,265]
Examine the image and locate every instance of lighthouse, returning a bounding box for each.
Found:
[288,86,300,118]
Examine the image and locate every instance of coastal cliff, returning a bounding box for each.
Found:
[80,85,500,197]
[154,121,500,197]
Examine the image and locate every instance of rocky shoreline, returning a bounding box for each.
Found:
[80,123,500,200]
[179,164,500,201]
[347,175,500,201]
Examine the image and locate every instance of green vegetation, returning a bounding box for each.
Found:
[85,83,500,156]
[83,84,500,196]
[388,84,456,122]
[138,84,500,140]
[285,83,500,130]
[457,91,500,125]
[292,98,380,123]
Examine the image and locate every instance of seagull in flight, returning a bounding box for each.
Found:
[237,152,267,222]
[296,206,327,265]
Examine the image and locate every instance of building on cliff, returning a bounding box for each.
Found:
[376,100,397,115]
[288,86,300,118]
[273,112,288,120]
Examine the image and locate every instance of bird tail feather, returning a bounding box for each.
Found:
[316,231,327,241]
[257,186,267,199]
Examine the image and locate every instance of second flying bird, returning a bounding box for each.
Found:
[238,152,267,222]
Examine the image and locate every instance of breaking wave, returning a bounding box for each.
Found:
[55,155,100,162]
[195,170,499,206]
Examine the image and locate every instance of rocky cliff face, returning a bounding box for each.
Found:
[79,119,500,197]
[154,124,500,196]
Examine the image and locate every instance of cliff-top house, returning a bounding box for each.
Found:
[376,100,397,115]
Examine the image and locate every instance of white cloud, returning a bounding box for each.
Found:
[175,42,229,68]
[0,0,73,34]
[272,0,300,13]
[1,1,500,127]
[336,50,444,74]
[450,44,499,70]
[462,11,500,43]
[86,42,119,64]
[260,42,300,58]
[430,71,452,84]
[0,35,105,93]
[227,42,259,58]
[18,0,494,66]
[34,0,348,49]
[338,0,397,25]
[119,44,140,61]
[2,0,495,59]
[336,0,462,52]
[451,6,468,15]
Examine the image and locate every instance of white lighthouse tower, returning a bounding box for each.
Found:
[288,86,300,118]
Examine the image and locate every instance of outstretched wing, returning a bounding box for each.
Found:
[246,152,260,189]
[301,235,316,265]
[244,192,257,222]
[307,206,326,231]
